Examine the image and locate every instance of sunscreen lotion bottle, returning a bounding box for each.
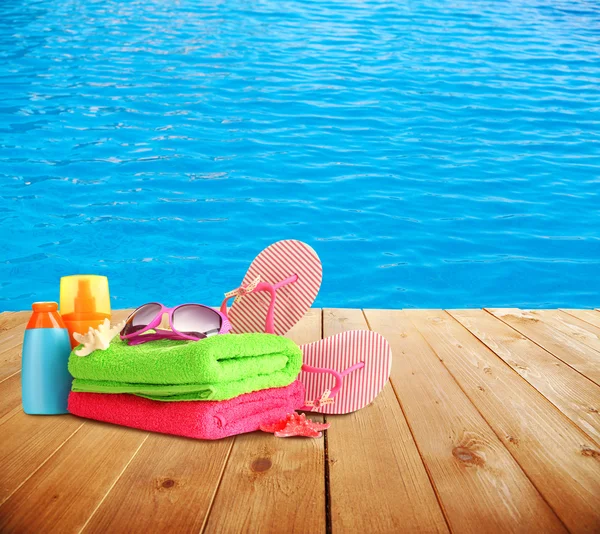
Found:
[21,302,73,415]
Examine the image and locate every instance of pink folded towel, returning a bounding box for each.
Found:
[68,380,305,440]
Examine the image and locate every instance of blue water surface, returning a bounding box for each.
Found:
[1,0,599,311]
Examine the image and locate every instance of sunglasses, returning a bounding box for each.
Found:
[120,303,231,345]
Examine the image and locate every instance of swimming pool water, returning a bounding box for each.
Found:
[1,0,599,311]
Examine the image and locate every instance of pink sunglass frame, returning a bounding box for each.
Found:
[120,302,232,345]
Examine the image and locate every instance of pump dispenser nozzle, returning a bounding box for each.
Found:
[60,275,111,348]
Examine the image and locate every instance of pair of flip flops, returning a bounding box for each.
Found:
[221,240,392,415]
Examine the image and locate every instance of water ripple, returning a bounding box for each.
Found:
[0,0,599,310]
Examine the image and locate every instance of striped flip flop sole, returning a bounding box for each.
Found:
[299,330,392,415]
[228,240,322,336]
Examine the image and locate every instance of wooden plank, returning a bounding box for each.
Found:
[408,310,600,533]
[0,349,21,383]
[0,406,20,427]
[488,308,600,386]
[203,309,328,534]
[0,312,29,357]
[0,312,31,372]
[365,309,565,533]
[0,329,25,382]
[561,309,600,330]
[0,422,148,533]
[82,433,232,533]
[450,310,600,445]
[533,310,600,353]
[0,324,27,365]
[0,312,30,332]
[0,412,83,506]
[0,373,21,420]
[322,309,449,533]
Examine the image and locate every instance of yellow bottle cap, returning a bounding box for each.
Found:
[59,275,111,318]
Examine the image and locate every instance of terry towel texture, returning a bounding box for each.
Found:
[68,333,303,401]
[68,381,305,440]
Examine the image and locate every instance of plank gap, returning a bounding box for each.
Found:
[323,426,332,534]
[362,310,453,533]
[0,421,85,507]
[449,309,600,447]
[436,311,593,525]
[199,438,236,533]
[483,308,600,387]
[559,310,600,330]
[320,307,332,534]
[0,370,19,386]
[376,310,566,532]
[387,364,454,533]
[80,433,150,532]
[407,309,596,532]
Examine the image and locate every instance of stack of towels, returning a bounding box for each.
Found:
[67,333,306,439]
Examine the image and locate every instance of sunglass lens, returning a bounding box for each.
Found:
[121,303,162,336]
[172,305,222,338]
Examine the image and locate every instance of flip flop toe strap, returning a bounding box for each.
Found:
[300,361,366,411]
[223,275,262,304]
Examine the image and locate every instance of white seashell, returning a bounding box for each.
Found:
[74,318,126,357]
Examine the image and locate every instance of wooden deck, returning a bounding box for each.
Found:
[1,308,599,533]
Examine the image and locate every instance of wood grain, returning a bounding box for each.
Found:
[323,309,449,533]
[488,308,600,386]
[0,337,25,383]
[0,312,30,332]
[0,373,21,420]
[534,310,600,353]
[0,422,147,533]
[561,309,600,330]
[0,328,26,360]
[0,406,20,427]
[0,411,83,506]
[450,309,600,445]
[82,433,232,533]
[203,309,327,534]
[365,309,565,533]
[408,309,600,533]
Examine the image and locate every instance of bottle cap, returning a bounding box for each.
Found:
[32,302,59,312]
[27,301,66,329]
[59,275,111,319]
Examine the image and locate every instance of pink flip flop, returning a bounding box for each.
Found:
[221,240,322,336]
[298,330,392,415]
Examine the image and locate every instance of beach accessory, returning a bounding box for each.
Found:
[221,240,322,335]
[260,412,330,438]
[68,333,303,401]
[21,302,73,415]
[73,318,126,356]
[60,275,111,348]
[68,381,305,440]
[120,302,231,345]
[299,330,392,414]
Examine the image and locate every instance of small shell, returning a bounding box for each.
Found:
[74,318,126,357]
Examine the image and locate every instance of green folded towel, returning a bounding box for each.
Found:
[68,333,303,402]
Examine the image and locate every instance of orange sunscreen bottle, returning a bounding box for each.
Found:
[59,275,111,348]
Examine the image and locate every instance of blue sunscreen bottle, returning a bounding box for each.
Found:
[21,302,73,415]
